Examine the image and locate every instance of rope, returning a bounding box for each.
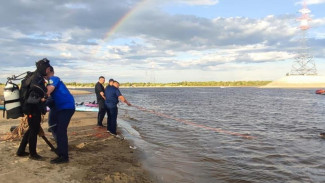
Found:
[1,114,47,141]
[1,116,29,141]
[131,104,255,139]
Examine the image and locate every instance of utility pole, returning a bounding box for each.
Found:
[290,1,317,75]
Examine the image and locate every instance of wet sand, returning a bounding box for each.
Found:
[0,86,154,183]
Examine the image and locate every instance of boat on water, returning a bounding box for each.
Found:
[84,103,99,107]
[75,102,98,112]
[315,89,325,94]
[75,105,99,112]
[76,101,98,108]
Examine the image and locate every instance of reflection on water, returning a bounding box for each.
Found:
[74,87,325,183]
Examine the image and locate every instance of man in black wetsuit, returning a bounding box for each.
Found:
[95,76,106,127]
[16,58,51,160]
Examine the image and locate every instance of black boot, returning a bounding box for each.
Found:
[29,154,43,160]
[16,151,29,157]
[50,156,69,164]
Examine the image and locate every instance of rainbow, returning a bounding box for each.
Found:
[103,0,149,42]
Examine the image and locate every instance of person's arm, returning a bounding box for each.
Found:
[118,95,131,106]
[100,91,106,100]
[96,83,106,100]
[46,76,58,97]
[47,85,55,96]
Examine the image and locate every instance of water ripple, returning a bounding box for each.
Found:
[75,87,325,183]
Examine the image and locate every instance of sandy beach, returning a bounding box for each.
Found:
[0,86,154,183]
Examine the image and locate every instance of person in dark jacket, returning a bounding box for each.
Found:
[16,58,51,160]
[108,78,114,87]
[95,76,106,127]
[104,81,131,135]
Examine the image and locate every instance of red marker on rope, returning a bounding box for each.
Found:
[131,105,255,139]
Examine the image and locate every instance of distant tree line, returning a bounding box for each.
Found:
[65,82,95,88]
[0,81,272,88]
[64,81,272,88]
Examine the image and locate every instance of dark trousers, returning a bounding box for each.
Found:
[97,100,106,126]
[106,106,118,135]
[17,109,41,156]
[56,109,75,159]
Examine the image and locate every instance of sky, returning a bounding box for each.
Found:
[1,0,325,83]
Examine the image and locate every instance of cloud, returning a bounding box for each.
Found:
[121,12,298,51]
[297,0,325,5]
[175,0,219,6]
[0,0,324,82]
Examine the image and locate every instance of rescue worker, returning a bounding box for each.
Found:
[16,58,51,160]
[46,66,75,164]
[104,80,131,136]
[95,76,106,127]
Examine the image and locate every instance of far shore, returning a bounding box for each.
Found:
[68,85,325,89]
[0,86,91,105]
[66,85,266,89]
[1,83,324,102]
[0,86,92,96]
[68,89,92,95]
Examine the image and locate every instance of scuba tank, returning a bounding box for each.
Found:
[3,80,23,119]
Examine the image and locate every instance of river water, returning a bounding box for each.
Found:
[74,87,325,183]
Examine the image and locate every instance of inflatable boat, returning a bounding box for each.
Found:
[315,89,325,94]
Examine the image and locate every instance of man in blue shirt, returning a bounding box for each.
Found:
[46,66,75,164]
[104,81,131,135]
